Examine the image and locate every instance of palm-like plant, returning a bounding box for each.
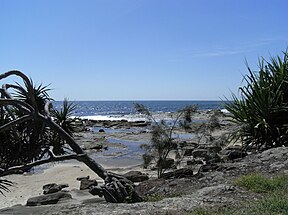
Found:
[0,78,53,167]
[225,51,288,150]
[0,71,142,203]
[0,179,13,196]
[49,99,77,155]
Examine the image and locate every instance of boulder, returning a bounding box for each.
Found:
[123,171,149,182]
[26,192,72,206]
[183,146,195,156]
[222,148,247,160]
[79,178,98,190]
[90,143,103,150]
[192,149,209,159]
[43,183,69,195]
[89,186,104,197]
[99,129,105,133]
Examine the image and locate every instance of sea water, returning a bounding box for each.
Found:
[53,100,227,120]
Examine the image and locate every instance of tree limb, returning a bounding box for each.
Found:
[0,152,86,177]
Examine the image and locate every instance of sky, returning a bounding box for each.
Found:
[0,0,288,101]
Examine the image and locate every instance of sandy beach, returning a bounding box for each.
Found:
[0,161,150,209]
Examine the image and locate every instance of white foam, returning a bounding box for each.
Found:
[220,109,230,114]
[79,115,147,122]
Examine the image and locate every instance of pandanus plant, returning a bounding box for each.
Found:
[225,51,288,150]
[0,70,141,202]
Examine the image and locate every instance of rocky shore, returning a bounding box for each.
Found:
[1,110,287,214]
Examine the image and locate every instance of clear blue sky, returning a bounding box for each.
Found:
[1,0,288,101]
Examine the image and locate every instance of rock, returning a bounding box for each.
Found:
[90,143,103,150]
[187,159,204,165]
[179,141,198,148]
[183,147,195,156]
[135,178,166,199]
[161,168,194,179]
[192,149,209,158]
[76,176,90,181]
[80,178,98,190]
[43,183,69,195]
[222,149,247,160]
[123,171,149,182]
[89,186,104,197]
[99,129,105,132]
[201,164,219,172]
[26,192,72,206]
[207,145,222,153]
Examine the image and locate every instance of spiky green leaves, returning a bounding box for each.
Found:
[225,50,288,149]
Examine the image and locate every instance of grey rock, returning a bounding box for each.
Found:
[183,146,195,156]
[187,159,203,165]
[80,178,98,190]
[89,186,104,197]
[192,149,209,158]
[90,143,103,150]
[123,171,149,182]
[76,176,90,181]
[43,183,69,195]
[26,192,72,206]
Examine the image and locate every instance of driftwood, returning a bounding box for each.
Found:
[0,70,142,203]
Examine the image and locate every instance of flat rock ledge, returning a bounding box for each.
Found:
[1,184,251,215]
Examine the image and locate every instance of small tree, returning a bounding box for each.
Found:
[135,103,197,178]
[225,50,288,150]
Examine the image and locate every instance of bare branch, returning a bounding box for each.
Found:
[0,153,86,177]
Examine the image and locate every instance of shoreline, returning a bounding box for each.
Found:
[0,109,232,209]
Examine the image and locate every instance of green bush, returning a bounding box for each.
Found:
[225,50,288,150]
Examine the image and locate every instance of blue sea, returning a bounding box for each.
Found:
[53,100,226,118]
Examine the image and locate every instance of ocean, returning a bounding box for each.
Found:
[53,100,227,120]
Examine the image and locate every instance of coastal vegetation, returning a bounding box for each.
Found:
[225,50,288,150]
[135,103,197,178]
[0,70,141,202]
[0,49,287,213]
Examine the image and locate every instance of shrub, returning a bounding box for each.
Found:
[225,50,288,150]
[135,103,197,178]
